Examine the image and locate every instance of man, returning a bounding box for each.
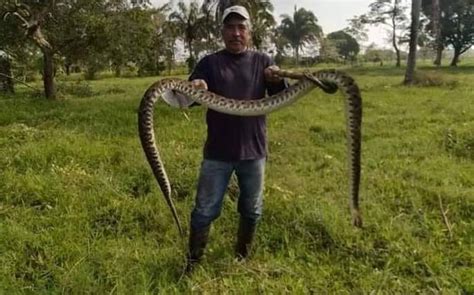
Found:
[185,5,287,271]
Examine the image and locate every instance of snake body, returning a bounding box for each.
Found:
[138,69,362,235]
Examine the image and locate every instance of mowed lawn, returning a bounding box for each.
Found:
[0,65,473,293]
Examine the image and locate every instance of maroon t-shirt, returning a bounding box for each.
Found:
[190,50,287,161]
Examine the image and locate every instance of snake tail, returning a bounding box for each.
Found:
[138,87,184,236]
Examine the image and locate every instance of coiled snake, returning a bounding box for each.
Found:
[138,69,362,236]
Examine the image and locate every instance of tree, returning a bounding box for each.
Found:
[0,54,14,94]
[326,30,360,62]
[361,0,409,67]
[106,6,164,77]
[345,16,369,44]
[432,0,443,65]
[318,38,341,63]
[203,0,231,21]
[169,1,205,72]
[278,6,322,65]
[3,0,58,98]
[200,2,220,53]
[0,4,28,94]
[404,0,422,85]
[270,28,290,64]
[442,0,473,66]
[245,0,276,50]
[152,8,179,76]
[422,0,473,66]
[363,43,396,65]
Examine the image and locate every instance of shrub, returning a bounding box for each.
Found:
[413,71,458,88]
[57,80,95,98]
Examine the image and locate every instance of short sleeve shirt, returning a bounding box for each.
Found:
[190,50,287,161]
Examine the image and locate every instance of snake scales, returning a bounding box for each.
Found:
[138,69,362,236]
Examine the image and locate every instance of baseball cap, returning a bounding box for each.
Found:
[222,5,250,23]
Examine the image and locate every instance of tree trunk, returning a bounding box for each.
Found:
[404,0,422,85]
[393,38,401,67]
[450,47,461,66]
[65,62,71,76]
[434,44,443,66]
[391,12,401,67]
[0,57,15,94]
[187,40,195,73]
[432,0,443,66]
[295,47,299,66]
[41,48,56,99]
[114,64,121,77]
[22,12,56,99]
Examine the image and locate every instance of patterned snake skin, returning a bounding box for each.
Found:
[138,69,362,236]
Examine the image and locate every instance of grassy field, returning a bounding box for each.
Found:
[0,65,473,294]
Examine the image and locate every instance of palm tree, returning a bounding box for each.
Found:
[169,1,204,72]
[200,1,221,53]
[203,0,231,21]
[151,5,178,76]
[278,6,322,65]
[202,0,276,50]
[247,0,276,50]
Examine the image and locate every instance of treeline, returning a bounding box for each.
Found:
[0,0,472,99]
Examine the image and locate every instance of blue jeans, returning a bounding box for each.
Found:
[190,158,265,230]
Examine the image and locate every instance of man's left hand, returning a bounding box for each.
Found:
[264,65,283,83]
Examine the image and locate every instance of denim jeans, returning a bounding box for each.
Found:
[190,158,265,230]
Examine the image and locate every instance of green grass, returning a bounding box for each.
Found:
[0,66,473,293]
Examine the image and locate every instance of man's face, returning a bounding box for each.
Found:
[222,15,251,54]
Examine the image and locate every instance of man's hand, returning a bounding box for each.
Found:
[191,79,208,90]
[264,65,283,83]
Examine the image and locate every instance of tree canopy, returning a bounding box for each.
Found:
[422,0,474,66]
[326,31,360,61]
[278,6,322,64]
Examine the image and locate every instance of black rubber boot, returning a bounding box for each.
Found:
[185,225,210,273]
[235,218,257,259]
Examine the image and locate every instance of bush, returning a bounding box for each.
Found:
[57,80,95,98]
[413,71,458,88]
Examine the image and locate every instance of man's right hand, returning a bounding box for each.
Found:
[191,79,208,90]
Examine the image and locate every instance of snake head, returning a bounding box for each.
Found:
[303,73,338,94]
[321,82,338,94]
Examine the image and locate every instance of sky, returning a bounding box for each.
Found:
[150,0,391,48]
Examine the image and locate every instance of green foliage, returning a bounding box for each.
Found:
[56,80,95,98]
[359,0,409,67]
[421,0,474,66]
[326,30,360,61]
[318,38,342,64]
[169,1,205,73]
[0,66,473,292]
[278,6,323,64]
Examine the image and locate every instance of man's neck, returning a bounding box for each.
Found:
[224,48,248,55]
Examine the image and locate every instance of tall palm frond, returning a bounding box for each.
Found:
[278,6,322,64]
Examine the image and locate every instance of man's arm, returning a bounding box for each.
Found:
[264,65,288,95]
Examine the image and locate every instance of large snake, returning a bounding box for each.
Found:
[138,69,362,236]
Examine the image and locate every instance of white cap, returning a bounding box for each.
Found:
[222,5,250,23]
